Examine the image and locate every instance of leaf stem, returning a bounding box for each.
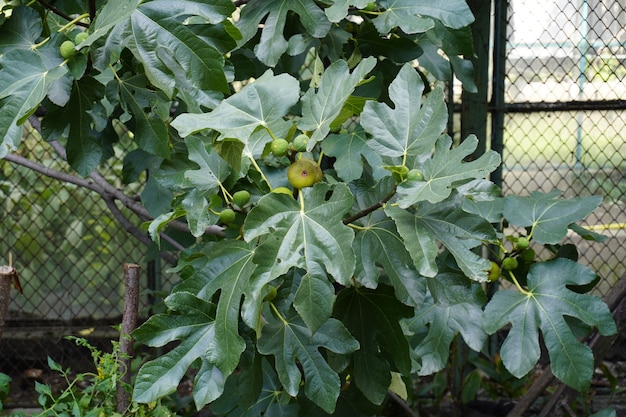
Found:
[57,13,90,32]
[269,302,288,326]
[508,270,532,297]
[247,153,273,190]
[264,125,279,141]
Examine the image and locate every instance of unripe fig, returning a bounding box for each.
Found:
[501,257,519,271]
[292,134,308,152]
[219,208,236,224]
[271,138,289,157]
[287,158,323,189]
[516,237,530,250]
[59,40,76,58]
[232,190,250,207]
[74,32,88,44]
[406,169,424,181]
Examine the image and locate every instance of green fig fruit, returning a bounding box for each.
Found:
[501,257,519,271]
[74,32,88,44]
[271,138,289,157]
[59,40,76,58]
[406,169,424,181]
[232,190,251,207]
[292,134,308,152]
[287,158,323,189]
[219,208,236,224]
[487,261,500,282]
[516,237,530,250]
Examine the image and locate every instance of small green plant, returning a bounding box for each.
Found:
[35,336,179,417]
[0,371,12,411]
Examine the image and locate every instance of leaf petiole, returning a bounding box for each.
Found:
[269,302,288,326]
[508,270,532,297]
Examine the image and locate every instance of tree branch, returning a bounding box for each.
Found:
[36,0,90,28]
[343,190,396,225]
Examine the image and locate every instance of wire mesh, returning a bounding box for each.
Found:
[0,123,179,386]
[501,0,626,294]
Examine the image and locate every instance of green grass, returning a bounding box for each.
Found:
[503,112,626,169]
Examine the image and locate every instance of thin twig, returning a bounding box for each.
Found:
[343,190,396,225]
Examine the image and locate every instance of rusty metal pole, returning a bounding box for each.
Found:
[116,263,141,415]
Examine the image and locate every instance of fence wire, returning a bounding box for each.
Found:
[499,0,626,295]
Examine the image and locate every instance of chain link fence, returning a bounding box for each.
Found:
[498,0,626,295]
[0,124,178,398]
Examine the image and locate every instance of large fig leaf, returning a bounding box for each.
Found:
[321,128,384,182]
[0,49,67,157]
[133,291,224,409]
[257,310,359,414]
[173,241,258,379]
[386,204,495,281]
[244,183,355,331]
[236,0,331,66]
[374,0,474,34]
[172,70,299,142]
[333,286,414,405]
[353,212,425,307]
[361,63,447,159]
[483,258,616,391]
[395,135,501,207]
[407,274,487,375]
[184,136,231,192]
[298,57,376,146]
[503,190,603,244]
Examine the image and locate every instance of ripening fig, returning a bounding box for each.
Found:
[287,158,323,189]
[59,40,76,58]
[487,261,500,282]
[271,138,289,157]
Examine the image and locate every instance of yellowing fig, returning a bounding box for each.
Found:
[487,261,500,282]
[287,158,323,189]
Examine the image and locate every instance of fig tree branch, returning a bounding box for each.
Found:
[343,190,396,225]
[36,0,90,28]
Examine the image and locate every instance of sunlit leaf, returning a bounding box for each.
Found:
[395,135,501,207]
[503,190,603,244]
[374,0,474,34]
